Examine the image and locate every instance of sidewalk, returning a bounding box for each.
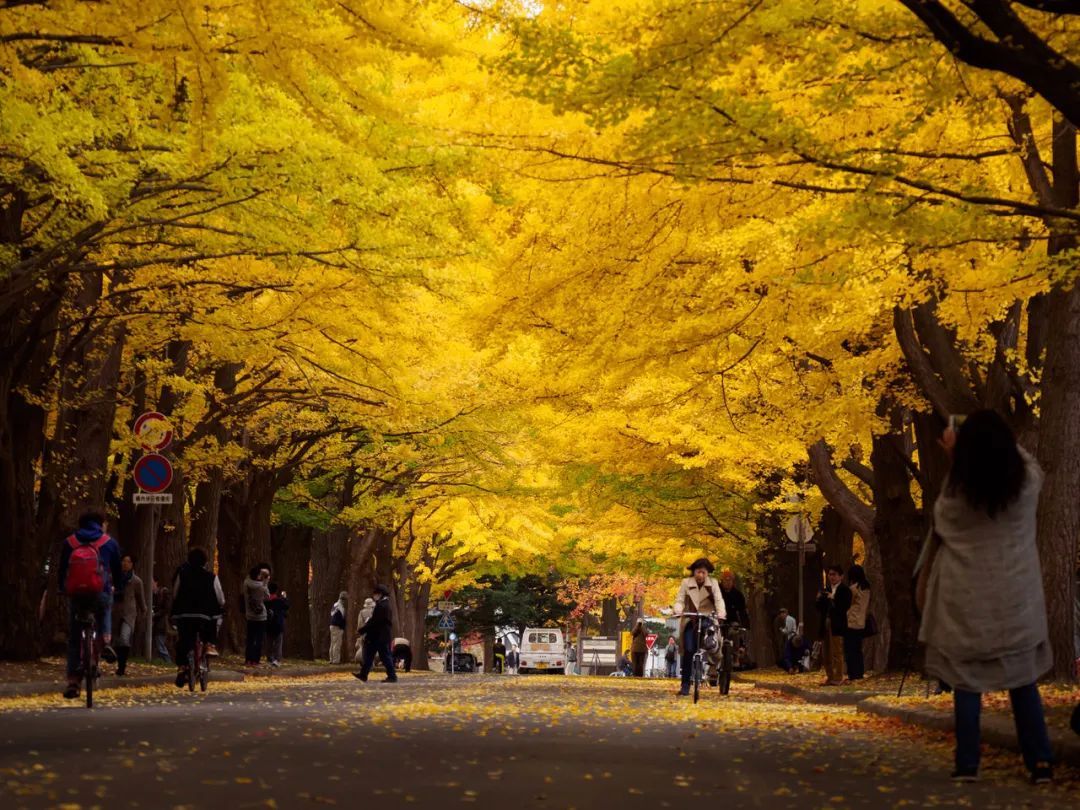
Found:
[0,658,360,699]
[738,672,1080,767]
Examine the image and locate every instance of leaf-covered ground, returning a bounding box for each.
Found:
[0,673,1075,808]
[745,669,1080,733]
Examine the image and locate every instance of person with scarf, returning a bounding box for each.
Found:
[329,591,348,663]
[111,554,147,676]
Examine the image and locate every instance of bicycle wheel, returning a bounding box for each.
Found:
[187,649,196,692]
[692,656,702,704]
[200,656,209,692]
[83,628,94,709]
[720,646,733,696]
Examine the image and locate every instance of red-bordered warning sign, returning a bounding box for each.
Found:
[133,411,173,452]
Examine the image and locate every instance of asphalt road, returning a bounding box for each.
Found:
[0,673,1073,809]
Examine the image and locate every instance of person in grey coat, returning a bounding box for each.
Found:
[112,554,147,676]
[243,563,271,666]
[918,410,1053,785]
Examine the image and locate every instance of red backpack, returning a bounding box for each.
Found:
[65,534,110,597]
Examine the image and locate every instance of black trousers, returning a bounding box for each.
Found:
[245,620,266,664]
[843,628,865,680]
[360,639,397,680]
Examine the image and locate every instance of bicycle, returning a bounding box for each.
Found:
[717,621,745,696]
[187,629,210,692]
[74,604,100,708]
[675,612,719,704]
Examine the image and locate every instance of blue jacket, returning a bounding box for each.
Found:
[58,524,123,594]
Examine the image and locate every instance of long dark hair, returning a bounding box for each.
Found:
[946,409,1026,518]
[847,564,870,590]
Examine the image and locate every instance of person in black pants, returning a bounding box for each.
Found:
[354,584,397,682]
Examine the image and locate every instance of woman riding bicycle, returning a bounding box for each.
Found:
[170,547,225,687]
[673,558,726,697]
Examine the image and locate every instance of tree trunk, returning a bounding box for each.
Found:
[217,468,276,652]
[345,525,381,654]
[309,526,349,660]
[271,523,314,660]
[1033,116,1079,680]
[409,580,432,670]
[600,597,620,636]
[870,428,926,668]
[1035,280,1080,678]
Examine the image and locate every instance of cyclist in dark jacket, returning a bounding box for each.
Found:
[170,547,225,687]
[353,584,397,682]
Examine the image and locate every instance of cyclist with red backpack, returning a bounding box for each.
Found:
[58,511,123,699]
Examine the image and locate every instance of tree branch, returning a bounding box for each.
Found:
[808,441,876,542]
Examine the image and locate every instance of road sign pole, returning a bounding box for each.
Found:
[798,545,805,632]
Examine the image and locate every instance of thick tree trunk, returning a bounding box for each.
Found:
[1033,116,1079,680]
[188,363,241,562]
[1035,280,1080,679]
[217,469,276,653]
[271,523,314,660]
[600,597,620,636]
[309,526,349,660]
[345,525,381,652]
[409,580,432,670]
[870,429,926,669]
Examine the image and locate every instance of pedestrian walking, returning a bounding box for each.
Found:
[664,637,678,678]
[266,583,290,667]
[815,565,850,686]
[243,563,271,666]
[507,645,519,674]
[329,591,347,663]
[492,637,506,673]
[630,618,647,677]
[844,565,870,682]
[775,608,796,666]
[917,410,1054,785]
[151,577,172,663]
[111,554,147,676]
[353,584,397,682]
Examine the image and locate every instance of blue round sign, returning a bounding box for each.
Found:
[133,453,173,493]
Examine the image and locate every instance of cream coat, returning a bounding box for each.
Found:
[847,584,869,630]
[673,575,726,655]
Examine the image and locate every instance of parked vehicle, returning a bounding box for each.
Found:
[444,651,477,673]
[519,627,565,674]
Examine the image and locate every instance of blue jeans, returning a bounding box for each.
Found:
[66,592,112,677]
[359,639,397,680]
[666,658,677,678]
[153,632,172,662]
[954,684,1053,772]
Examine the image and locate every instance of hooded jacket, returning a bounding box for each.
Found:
[58,523,122,595]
